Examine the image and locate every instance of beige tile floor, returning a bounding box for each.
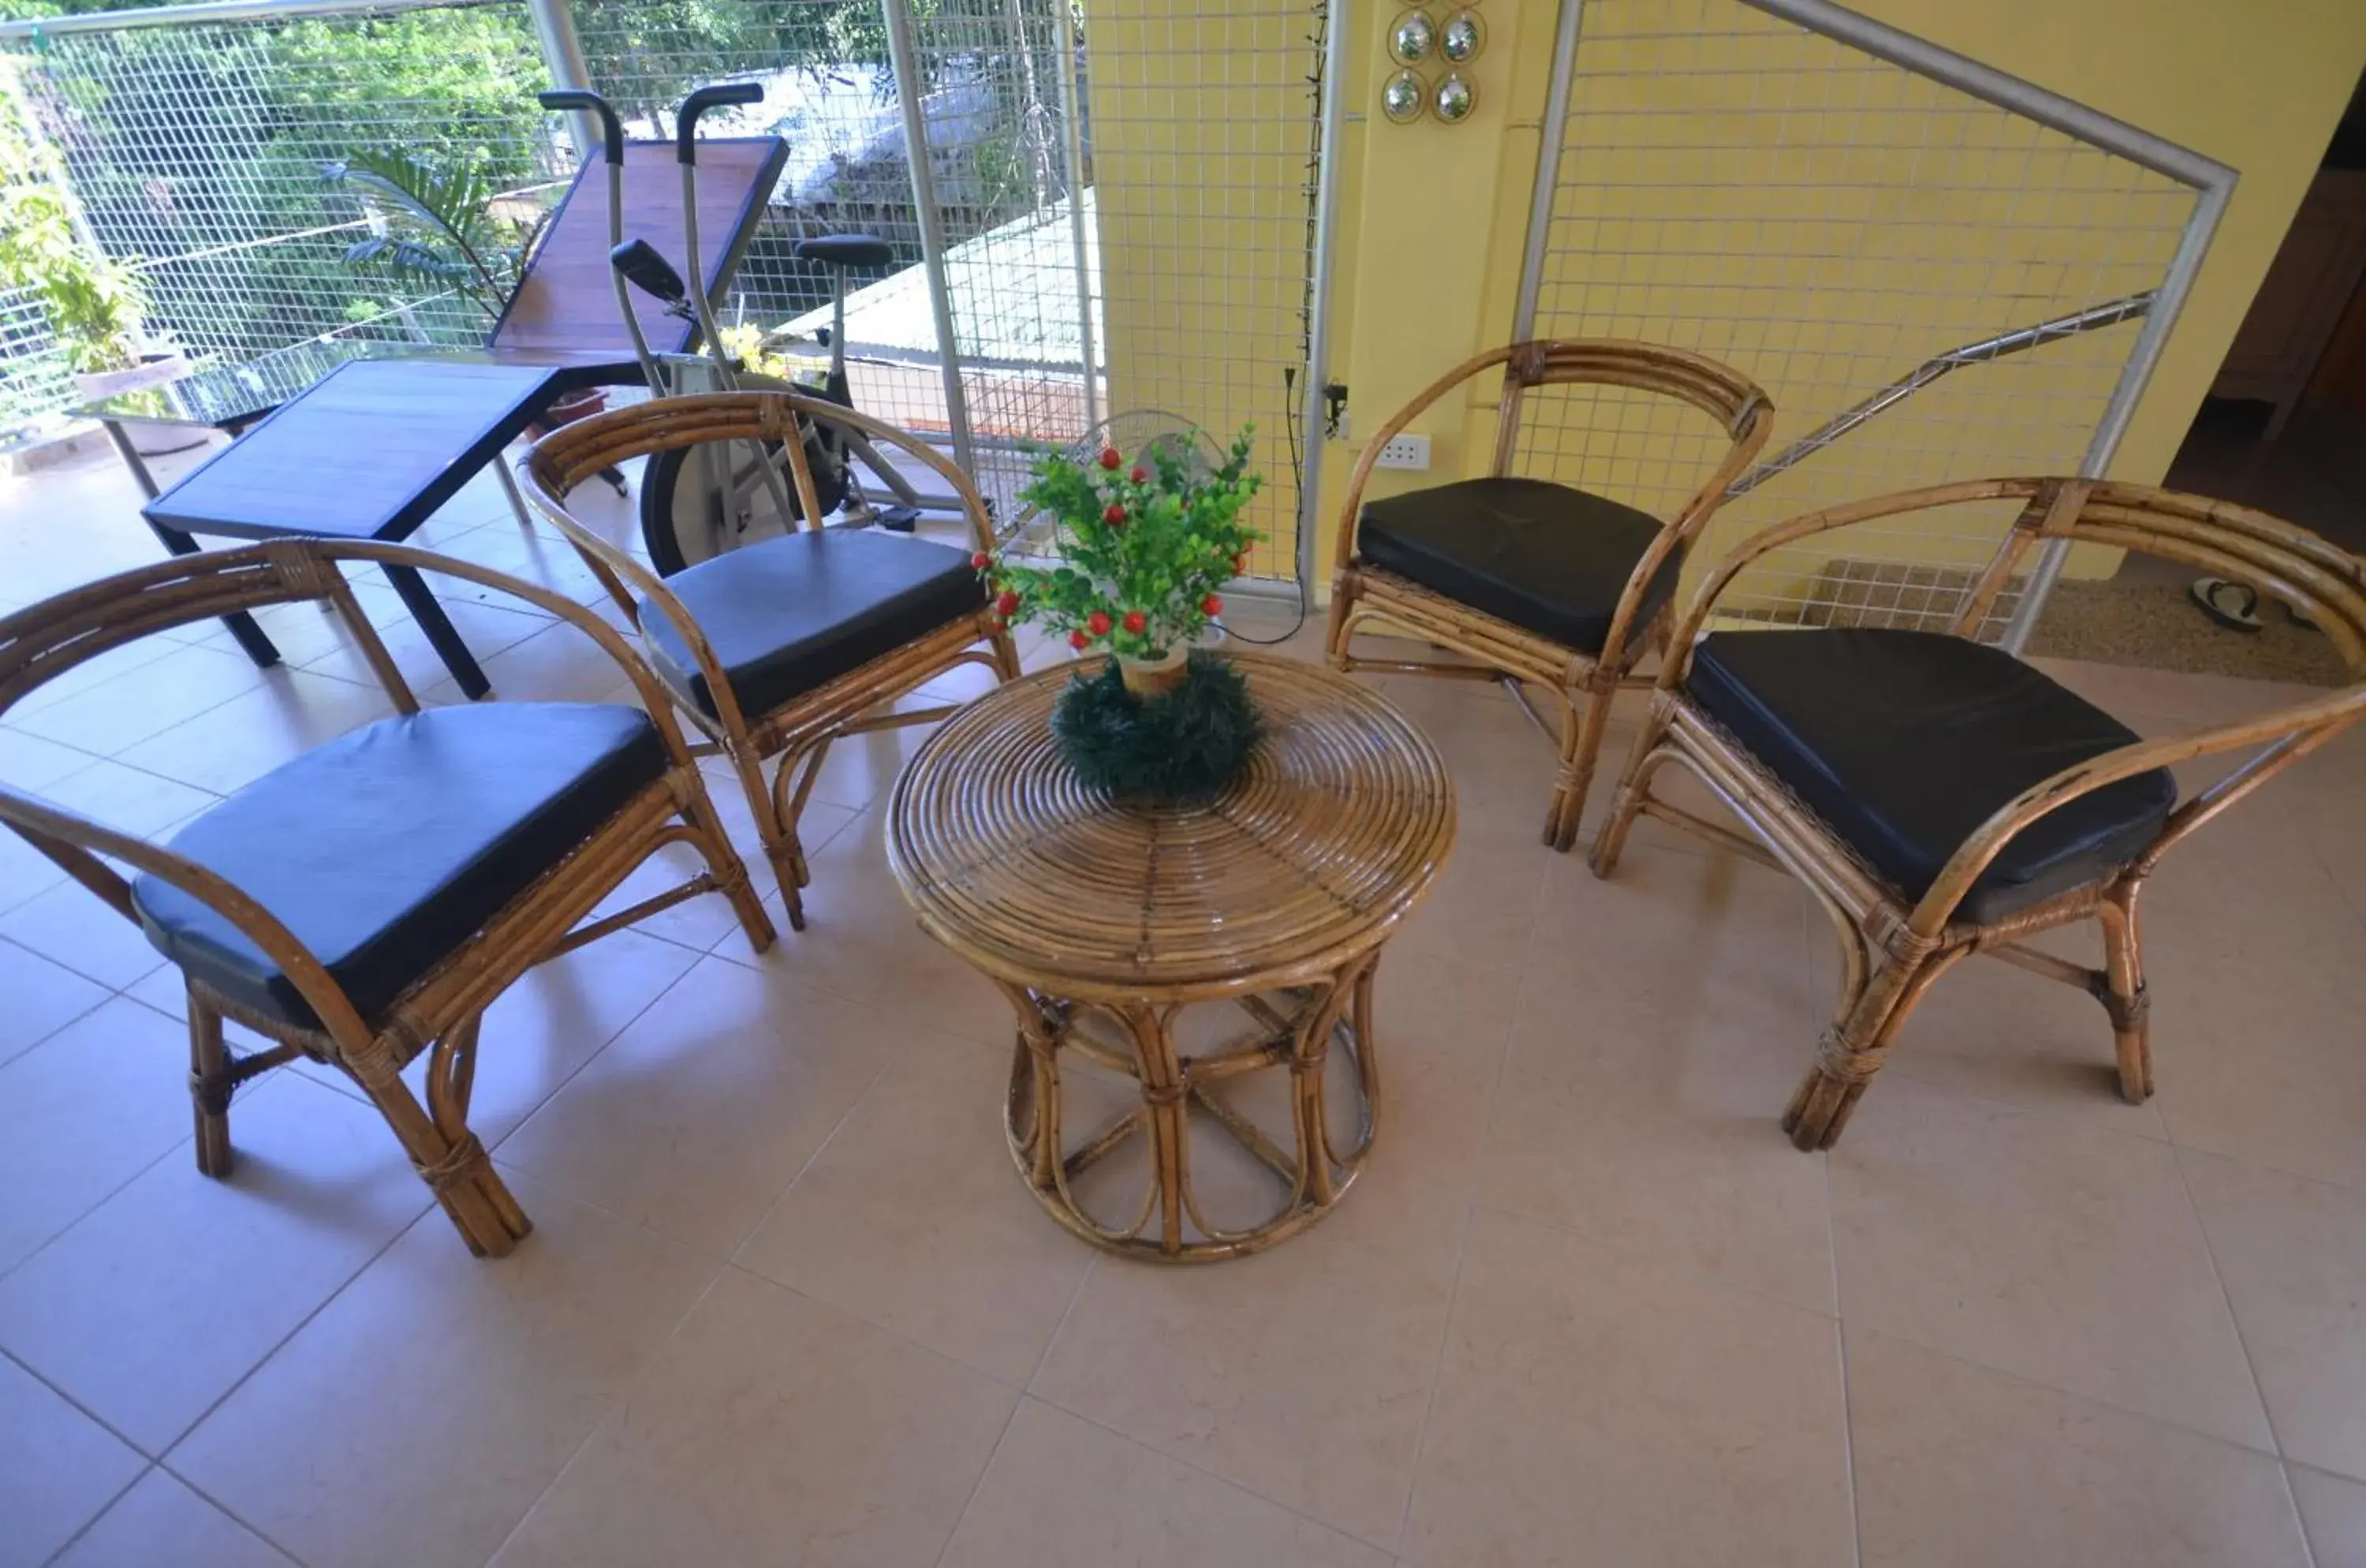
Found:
[3,443,2364,1567]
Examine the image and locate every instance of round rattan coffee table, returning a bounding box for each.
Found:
[886,653,1455,1261]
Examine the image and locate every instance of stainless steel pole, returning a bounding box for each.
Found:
[883,0,978,475]
[524,0,597,161]
[1998,175,2234,651]
[1054,0,1099,431]
[1293,0,1351,597]
[1511,0,1587,341]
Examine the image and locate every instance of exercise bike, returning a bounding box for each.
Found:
[537,84,964,577]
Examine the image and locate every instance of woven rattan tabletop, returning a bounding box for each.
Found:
[886,654,1456,999]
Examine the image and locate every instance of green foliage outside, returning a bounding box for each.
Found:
[0,54,147,378]
[0,0,1080,422]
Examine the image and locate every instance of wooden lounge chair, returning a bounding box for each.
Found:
[0,541,774,1256]
[1327,340,1772,849]
[1591,477,2366,1148]
[139,136,789,700]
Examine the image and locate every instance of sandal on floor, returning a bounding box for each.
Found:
[2190,577,2263,633]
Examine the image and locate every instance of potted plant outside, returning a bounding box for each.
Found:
[0,183,193,453]
[980,424,1267,804]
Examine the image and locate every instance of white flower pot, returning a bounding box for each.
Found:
[75,353,203,457]
[1117,646,1189,698]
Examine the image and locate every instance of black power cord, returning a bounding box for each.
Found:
[1218,364,1312,647]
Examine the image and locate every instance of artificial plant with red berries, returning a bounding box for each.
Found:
[976,424,1262,659]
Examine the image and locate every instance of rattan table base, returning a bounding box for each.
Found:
[888,654,1455,1261]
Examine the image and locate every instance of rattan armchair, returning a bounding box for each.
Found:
[521,391,1019,927]
[0,540,775,1256]
[1326,340,1773,849]
[1591,477,2366,1149]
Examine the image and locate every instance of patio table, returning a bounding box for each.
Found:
[886,653,1456,1261]
[69,338,409,667]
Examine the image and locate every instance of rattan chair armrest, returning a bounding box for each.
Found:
[1593,396,1775,675]
[1911,682,2366,936]
[319,540,707,772]
[1654,477,2044,692]
[1330,345,1526,574]
[518,391,1001,749]
[0,786,375,1042]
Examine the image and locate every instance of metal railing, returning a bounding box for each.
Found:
[0,0,1334,586]
[1726,291,2159,498]
[1510,0,2234,648]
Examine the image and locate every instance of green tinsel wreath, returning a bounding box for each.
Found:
[1051,651,1263,805]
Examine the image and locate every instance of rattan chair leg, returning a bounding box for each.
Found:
[2095,885,2154,1103]
[351,1038,530,1258]
[715,746,804,928]
[1786,946,1969,1150]
[1321,569,1358,667]
[187,990,234,1178]
[988,624,1023,681]
[1589,719,1677,878]
[1547,684,1618,852]
[769,739,828,890]
[674,786,777,953]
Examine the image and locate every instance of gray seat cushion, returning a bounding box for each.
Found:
[639,528,984,720]
[133,703,669,1028]
[1687,629,2176,923]
[1358,475,1681,655]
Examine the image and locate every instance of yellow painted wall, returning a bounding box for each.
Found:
[1307,0,2366,594]
[1077,0,1335,579]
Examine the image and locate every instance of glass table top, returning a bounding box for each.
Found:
[67,338,412,430]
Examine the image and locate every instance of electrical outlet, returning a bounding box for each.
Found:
[1375,432,1431,470]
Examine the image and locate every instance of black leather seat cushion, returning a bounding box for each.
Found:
[640,528,984,720]
[1358,476,1682,655]
[794,233,894,268]
[132,704,667,1029]
[1687,629,2175,923]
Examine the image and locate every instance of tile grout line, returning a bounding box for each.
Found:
[477,943,719,1154]
[1806,887,1866,1568]
[924,1252,1103,1568]
[154,1461,317,1568]
[15,935,699,1567]
[1384,839,1548,1564]
[2162,1141,2316,1566]
[1019,1372,1397,1558]
[0,1017,206,1296]
[474,1252,744,1568]
[34,1454,153,1568]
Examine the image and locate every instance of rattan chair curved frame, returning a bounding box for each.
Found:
[520,390,1020,927]
[1590,476,2366,1150]
[0,539,776,1256]
[1325,338,1774,850]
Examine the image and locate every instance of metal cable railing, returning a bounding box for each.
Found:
[1726,291,2158,498]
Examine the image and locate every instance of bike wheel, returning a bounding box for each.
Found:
[638,420,849,577]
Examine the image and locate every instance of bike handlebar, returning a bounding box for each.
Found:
[675,83,763,164]
[537,88,625,167]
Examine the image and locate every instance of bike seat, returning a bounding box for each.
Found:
[794,233,894,269]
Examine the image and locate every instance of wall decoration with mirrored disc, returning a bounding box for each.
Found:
[1434,69,1476,123]
[1381,66,1426,124]
[1388,9,1435,66]
[1441,9,1484,62]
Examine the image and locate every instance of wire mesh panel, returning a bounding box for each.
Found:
[0,57,73,429]
[567,0,956,441]
[3,0,561,387]
[896,0,1097,514]
[1513,0,2214,637]
[1062,0,1332,583]
[0,0,1332,588]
